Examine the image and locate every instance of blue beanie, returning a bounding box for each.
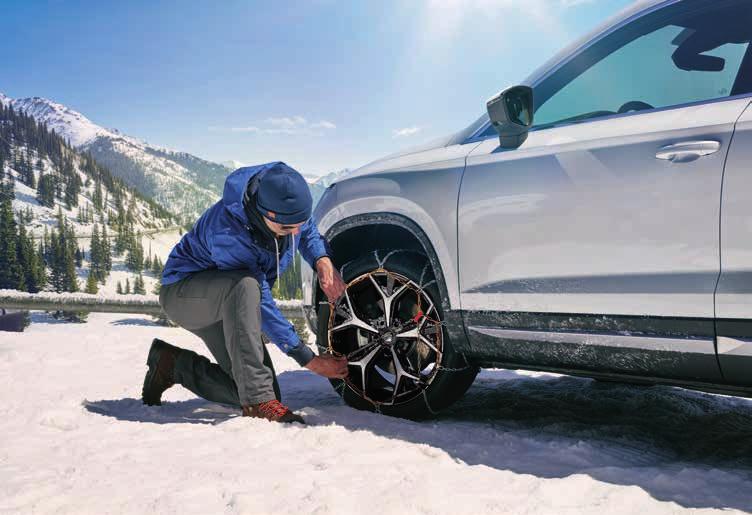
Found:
[255,162,313,224]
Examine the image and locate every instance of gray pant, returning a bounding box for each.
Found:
[159,269,280,407]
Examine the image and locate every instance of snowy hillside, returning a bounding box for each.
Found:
[0,100,182,297]
[2,312,752,514]
[4,156,180,297]
[2,91,354,222]
[2,93,223,223]
[221,159,245,170]
[308,168,352,207]
[7,157,171,237]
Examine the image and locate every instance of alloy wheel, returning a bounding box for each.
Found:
[326,268,443,406]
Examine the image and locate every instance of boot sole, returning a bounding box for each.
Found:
[142,340,166,406]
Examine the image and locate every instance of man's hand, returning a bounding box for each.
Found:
[305,354,349,379]
[316,256,347,303]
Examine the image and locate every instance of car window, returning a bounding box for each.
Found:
[473,0,751,140]
[533,0,751,129]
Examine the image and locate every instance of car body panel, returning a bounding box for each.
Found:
[718,101,752,320]
[459,98,748,319]
[716,101,752,384]
[303,142,480,311]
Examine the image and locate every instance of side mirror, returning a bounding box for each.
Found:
[486,85,533,148]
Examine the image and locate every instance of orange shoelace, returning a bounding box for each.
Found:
[258,399,290,419]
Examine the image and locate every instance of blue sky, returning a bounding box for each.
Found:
[2,0,632,175]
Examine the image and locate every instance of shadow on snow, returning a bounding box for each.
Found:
[82,397,239,425]
[85,367,752,511]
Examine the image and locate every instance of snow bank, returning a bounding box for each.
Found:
[0,289,302,308]
[1,313,752,514]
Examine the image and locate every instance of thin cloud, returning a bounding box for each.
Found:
[393,126,422,138]
[210,116,336,135]
[311,120,337,130]
[265,116,308,129]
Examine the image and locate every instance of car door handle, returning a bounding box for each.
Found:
[655,140,721,163]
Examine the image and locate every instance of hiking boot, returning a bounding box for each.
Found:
[242,399,305,424]
[142,338,180,406]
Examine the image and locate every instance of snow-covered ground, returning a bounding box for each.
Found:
[2,312,752,514]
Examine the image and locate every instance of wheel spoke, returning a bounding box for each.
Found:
[330,289,379,334]
[395,323,440,353]
[347,343,382,393]
[390,347,420,402]
[395,322,424,339]
[330,317,379,334]
[368,273,409,327]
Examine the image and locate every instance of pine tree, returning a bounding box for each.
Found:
[152,255,163,276]
[18,151,35,188]
[63,160,79,209]
[90,223,103,282]
[0,197,21,289]
[134,273,146,295]
[75,246,83,268]
[144,253,152,271]
[49,211,79,293]
[85,269,98,294]
[49,228,63,291]
[42,226,50,262]
[93,180,103,211]
[125,232,144,272]
[0,171,15,202]
[35,241,47,291]
[116,281,123,295]
[36,173,56,208]
[101,224,112,273]
[124,277,131,294]
[16,221,39,292]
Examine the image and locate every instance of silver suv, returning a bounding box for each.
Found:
[302,0,752,418]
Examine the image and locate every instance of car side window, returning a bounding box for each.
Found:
[533,0,752,129]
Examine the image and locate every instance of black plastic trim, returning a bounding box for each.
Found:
[464,310,715,338]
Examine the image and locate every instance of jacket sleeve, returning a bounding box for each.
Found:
[297,215,331,268]
[258,275,315,366]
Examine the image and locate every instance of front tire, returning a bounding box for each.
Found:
[316,250,477,419]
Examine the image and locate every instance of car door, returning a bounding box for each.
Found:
[717,100,752,385]
[458,0,752,381]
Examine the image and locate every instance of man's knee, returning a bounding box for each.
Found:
[233,275,261,303]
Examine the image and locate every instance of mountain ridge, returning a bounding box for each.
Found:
[2,92,353,221]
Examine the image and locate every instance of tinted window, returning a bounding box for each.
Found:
[533,0,751,128]
[474,0,752,140]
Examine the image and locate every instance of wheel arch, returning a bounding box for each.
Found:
[317,213,452,313]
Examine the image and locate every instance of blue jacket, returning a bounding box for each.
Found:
[162,162,329,365]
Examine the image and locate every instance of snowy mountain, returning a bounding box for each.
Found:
[2,93,224,224]
[3,92,354,223]
[221,159,245,170]
[0,100,179,296]
[307,168,352,206]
